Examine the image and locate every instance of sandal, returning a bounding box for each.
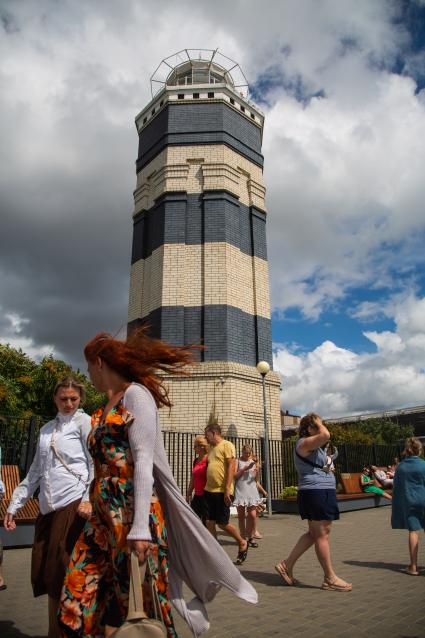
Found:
[274,561,294,586]
[401,567,420,576]
[322,578,352,592]
[248,538,259,548]
[235,542,248,565]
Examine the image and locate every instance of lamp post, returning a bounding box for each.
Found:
[256,360,272,516]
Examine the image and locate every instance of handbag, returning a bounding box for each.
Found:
[112,552,167,638]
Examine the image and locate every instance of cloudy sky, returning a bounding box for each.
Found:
[1,0,425,418]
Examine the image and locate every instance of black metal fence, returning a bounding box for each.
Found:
[0,415,43,474]
[0,415,405,498]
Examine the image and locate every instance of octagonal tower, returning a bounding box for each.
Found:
[128,49,281,437]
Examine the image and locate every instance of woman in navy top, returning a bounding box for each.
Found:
[392,437,425,575]
[274,413,351,591]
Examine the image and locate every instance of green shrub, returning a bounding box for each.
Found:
[278,486,298,499]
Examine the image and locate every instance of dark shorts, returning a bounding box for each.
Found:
[191,494,209,523]
[204,491,230,525]
[297,489,340,521]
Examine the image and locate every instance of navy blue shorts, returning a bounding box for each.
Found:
[297,489,340,521]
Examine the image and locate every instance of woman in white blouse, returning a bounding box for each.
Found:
[3,376,94,638]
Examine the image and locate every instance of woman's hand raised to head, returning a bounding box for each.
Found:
[128,539,152,563]
[298,416,331,456]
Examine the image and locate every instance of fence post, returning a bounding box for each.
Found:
[372,443,378,465]
[24,416,38,475]
[342,443,348,473]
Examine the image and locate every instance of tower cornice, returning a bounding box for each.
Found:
[135,84,264,136]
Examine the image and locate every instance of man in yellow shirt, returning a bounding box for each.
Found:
[204,424,249,564]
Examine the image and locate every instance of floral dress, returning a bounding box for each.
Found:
[59,401,177,637]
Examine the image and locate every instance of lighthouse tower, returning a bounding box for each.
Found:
[128,50,281,437]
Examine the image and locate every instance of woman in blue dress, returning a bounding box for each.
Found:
[392,437,425,575]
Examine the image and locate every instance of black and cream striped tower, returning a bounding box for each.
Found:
[128,50,281,437]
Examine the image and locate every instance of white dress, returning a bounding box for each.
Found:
[233,459,263,507]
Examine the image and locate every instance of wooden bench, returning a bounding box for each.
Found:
[0,465,39,548]
[273,471,392,514]
[340,471,392,495]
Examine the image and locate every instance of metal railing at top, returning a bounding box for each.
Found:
[0,415,405,498]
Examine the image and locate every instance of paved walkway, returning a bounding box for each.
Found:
[1,508,424,638]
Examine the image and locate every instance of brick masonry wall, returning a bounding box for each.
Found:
[134,144,266,213]
[156,362,282,439]
[128,242,270,319]
[131,191,267,262]
[136,101,264,171]
[128,306,272,368]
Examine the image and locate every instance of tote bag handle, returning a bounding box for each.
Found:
[127,552,164,626]
[127,552,149,621]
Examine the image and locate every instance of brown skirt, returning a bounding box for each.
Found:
[31,498,85,598]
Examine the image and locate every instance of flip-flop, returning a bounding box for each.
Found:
[0,584,7,591]
[274,562,294,586]
[401,568,420,576]
[322,579,352,592]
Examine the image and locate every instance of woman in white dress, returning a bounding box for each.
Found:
[3,376,93,638]
[233,445,263,556]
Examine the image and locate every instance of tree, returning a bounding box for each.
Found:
[0,343,104,417]
[327,417,414,445]
[0,344,37,415]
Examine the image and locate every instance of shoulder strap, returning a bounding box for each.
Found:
[295,449,328,472]
[50,417,85,484]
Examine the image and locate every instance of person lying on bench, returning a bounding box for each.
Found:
[371,465,393,488]
[360,467,392,500]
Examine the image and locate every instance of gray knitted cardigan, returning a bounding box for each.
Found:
[126,384,257,636]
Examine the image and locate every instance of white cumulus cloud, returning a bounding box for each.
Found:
[274,294,425,417]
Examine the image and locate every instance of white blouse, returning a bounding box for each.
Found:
[7,409,94,516]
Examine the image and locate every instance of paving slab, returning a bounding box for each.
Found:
[0,508,424,638]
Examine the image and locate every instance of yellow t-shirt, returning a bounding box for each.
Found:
[205,439,236,493]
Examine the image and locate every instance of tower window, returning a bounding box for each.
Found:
[208,92,214,98]
[240,105,245,112]
[151,108,155,115]
[160,100,164,106]
[250,112,255,119]
[143,117,147,124]
[178,94,185,100]
[193,93,200,99]
[230,97,235,105]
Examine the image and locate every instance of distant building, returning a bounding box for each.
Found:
[281,410,300,438]
[326,405,425,438]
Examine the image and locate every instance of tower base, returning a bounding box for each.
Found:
[158,362,282,439]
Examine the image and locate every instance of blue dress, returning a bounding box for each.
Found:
[391,456,425,531]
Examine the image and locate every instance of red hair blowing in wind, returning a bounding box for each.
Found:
[84,326,200,408]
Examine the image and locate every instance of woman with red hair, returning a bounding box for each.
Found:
[59,329,256,638]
